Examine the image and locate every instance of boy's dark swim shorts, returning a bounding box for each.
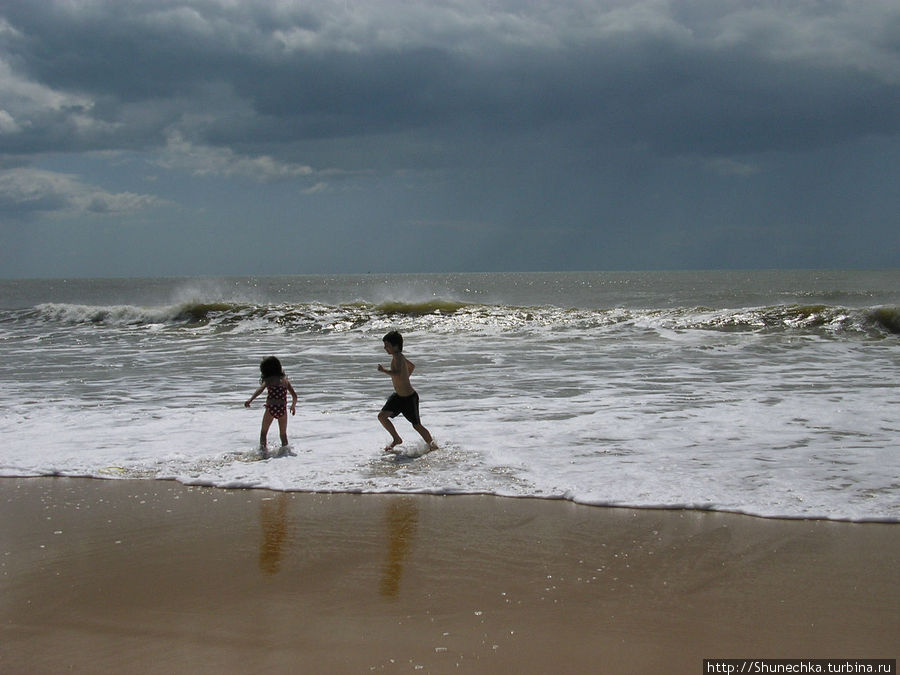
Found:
[381,391,421,425]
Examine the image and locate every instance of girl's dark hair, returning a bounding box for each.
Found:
[259,356,284,381]
[383,330,403,351]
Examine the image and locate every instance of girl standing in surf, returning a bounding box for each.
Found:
[245,356,298,458]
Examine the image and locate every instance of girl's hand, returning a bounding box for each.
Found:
[244,400,252,408]
[290,402,296,416]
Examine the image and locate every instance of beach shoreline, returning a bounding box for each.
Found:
[2,477,897,673]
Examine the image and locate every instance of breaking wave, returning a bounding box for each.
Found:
[9,300,900,338]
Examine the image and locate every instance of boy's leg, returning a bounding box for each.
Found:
[409,394,436,447]
[413,423,436,447]
[378,410,403,449]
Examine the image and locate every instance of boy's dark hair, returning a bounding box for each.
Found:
[383,331,403,351]
[259,356,284,380]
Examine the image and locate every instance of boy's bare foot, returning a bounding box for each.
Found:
[384,438,402,452]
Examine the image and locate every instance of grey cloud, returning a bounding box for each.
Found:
[156,132,315,180]
[2,0,898,167]
[0,168,166,220]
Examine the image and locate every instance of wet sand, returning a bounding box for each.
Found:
[1,477,897,673]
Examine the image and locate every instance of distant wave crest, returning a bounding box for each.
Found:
[12,300,899,337]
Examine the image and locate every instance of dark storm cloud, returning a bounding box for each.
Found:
[4,1,899,162]
[1,1,899,274]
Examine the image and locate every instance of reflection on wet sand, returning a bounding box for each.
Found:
[259,493,290,575]
[380,497,419,598]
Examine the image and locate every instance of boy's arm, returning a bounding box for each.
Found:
[378,354,401,375]
[245,384,265,407]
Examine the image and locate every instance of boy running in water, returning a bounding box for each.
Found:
[377,331,437,452]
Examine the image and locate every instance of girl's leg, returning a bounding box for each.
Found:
[259,411,276,449]
[277,415,289,446]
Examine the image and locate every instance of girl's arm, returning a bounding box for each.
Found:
[245,384,266,408]
[285,378,298,416]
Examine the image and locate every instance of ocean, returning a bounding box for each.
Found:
[1,270,897,521]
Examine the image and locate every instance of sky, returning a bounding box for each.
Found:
[1,0,899,278]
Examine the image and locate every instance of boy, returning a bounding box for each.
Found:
[377,331,437,451]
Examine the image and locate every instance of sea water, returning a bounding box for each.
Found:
[0,270,897,521]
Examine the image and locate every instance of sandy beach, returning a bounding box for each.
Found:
[1,477,897,673]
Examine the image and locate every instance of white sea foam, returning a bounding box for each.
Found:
[1,272,897,521]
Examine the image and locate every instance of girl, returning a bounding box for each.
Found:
[245,356,298,457]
